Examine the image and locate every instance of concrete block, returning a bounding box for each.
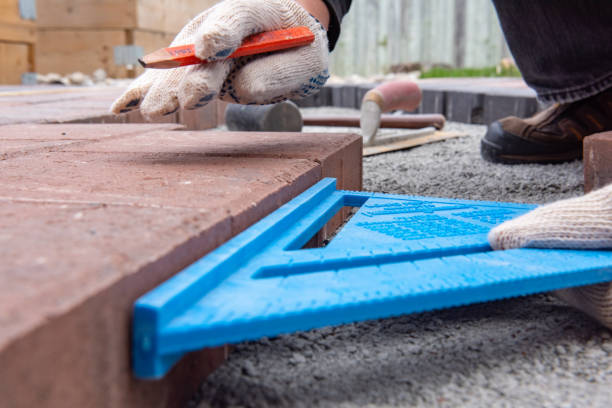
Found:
[310,86,325,107]
[341,85,357,109]
[419,89,446,115]
[415,78,539,122]
[584,131,612,193]
[318,85,333,106]
[293,86,334,108]
[327,83,345,108]
[483,94,539,124]
[299,85,332,107]
[293,93,316,108]
[0,124,362,408]
[417,77,533,96]
[445,91,484,124]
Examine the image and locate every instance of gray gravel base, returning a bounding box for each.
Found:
[363,121,583,204]
[189,116,611,408]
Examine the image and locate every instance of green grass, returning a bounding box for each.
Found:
[419,65,521,79]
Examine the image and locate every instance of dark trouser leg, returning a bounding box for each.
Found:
[481,0,612,165]
[491,0,612,103]
[489,1,612,333]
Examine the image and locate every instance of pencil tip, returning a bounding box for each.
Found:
[138,58,147,68]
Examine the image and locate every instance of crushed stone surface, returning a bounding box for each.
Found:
[188,113,611,408]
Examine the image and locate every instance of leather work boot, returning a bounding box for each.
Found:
[481,87,612,164]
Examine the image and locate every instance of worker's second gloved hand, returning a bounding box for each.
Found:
[111,0,329,119]
[488,184,612,329]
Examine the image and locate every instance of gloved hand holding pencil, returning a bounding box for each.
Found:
[111,0,330,119]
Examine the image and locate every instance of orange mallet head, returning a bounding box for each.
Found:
[139,26,315,69]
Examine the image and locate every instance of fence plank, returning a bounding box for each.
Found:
[329,0,511,77]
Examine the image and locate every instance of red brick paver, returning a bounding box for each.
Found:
[584,131,612,192]
[0,86,221,129]
[0,124,362,408]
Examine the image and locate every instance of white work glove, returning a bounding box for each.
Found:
[488,183,612,329]
[111,0,329,119]
[488,184,612,250]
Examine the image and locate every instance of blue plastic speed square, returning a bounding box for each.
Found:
[133,178,612,379]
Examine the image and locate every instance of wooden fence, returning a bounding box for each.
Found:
[329,0,512,77]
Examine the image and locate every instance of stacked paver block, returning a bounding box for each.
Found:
[481,93,539,125]
[419,78,539,124]
[36,0,219,78]
[293,78,540,125]
[418,88,445,117]
[444,91,483,123]
[584,131,612,193]
[0,85,225,130]
[0,123,361,407]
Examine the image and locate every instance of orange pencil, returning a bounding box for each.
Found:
[139,26,315,69]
